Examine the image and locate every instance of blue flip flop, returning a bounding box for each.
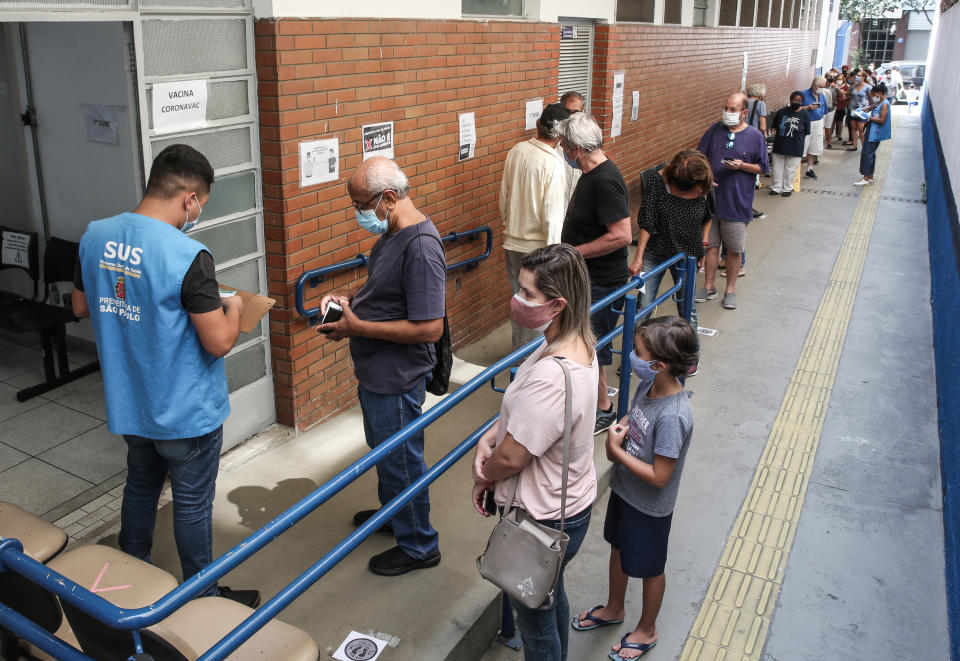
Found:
[571,605,624,631]
[608,635,657,660]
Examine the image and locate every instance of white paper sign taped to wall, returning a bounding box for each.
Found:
[1,231,31,268]
[83,103,120,144]
[458,112,476,161]
[299,138,339,188]
[611,71,625,138]
[152,80,208,134]
[525,98,543,130]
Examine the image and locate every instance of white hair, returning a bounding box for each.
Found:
[746,83,766,98]
[813,75,827,87]
[560,113,603,153]
[362,157,410,199]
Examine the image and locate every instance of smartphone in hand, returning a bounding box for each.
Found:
[317,300,343,333]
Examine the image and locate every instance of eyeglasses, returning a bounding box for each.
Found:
[351,191,387,212]
[725,132,736,150]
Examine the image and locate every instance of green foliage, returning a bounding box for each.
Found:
[839,0,933,22]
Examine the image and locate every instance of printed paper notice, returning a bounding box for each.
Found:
[362,122,394,161]
[333,631,388,661]
[611,71,625,138]
[786,48,791,77]
[299,138,339,188]
[83,104,120,144]
[741,52,748,92]
[1,230,31,268]
[458,112,476,161]
[152,80,208,134]
[525,98,543,130]
[631,91,639,122]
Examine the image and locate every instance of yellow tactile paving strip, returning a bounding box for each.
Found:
[680,122,897,661]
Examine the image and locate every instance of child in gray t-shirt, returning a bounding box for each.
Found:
[572,316,697,660]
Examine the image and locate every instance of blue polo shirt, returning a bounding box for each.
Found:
[801,88,828,122]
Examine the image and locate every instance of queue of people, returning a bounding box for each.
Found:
[68,77,889,661]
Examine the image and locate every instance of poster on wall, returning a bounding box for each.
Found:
[631,91,639,122]
[1,231,31,268]
[362,122,394,161]
[786,48,791,77]
[525,98,543,130]
[458,112,476,161]
[152,80,208,134]
[741,53,749,92]
[83,103,120,144]
[611,71,625,138]
[299,138,339,188]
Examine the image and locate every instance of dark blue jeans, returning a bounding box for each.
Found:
[120,426,222,596]
[590,282,626,366]
[860,139,880,176]
[357,378,439,560]
[638,252,698,336]
[513,507,592,661]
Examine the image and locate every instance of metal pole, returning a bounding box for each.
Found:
[617,294,638,420]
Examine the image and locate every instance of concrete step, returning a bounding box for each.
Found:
[106,322,621,661]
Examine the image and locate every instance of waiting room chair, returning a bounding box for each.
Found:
[0,226,40,305]
[0,236,100,402]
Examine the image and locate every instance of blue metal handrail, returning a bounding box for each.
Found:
[295,225,494,325]
[0,253,697,661]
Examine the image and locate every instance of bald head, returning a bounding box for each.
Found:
[348,156,410,199]
[726,92,748,112]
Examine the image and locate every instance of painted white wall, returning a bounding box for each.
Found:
[253,0,616,22]
[253,0,460,19]
[817,0,839,70]
[925,6,960,211]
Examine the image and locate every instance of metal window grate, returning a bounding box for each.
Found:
[190,215,259,264]
[142,18,247,76]
[226,342,267,393]
[141,0,248,7]
[146,79,250,128]
[0,0,130,4]
[151,126,253,170]
[558,23,592,111]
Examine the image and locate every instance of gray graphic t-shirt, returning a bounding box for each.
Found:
[610,376,693,517]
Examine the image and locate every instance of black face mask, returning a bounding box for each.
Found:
[674,178,697,191]
[790,102,802,111]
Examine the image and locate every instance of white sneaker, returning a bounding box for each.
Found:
[853,178,871,187]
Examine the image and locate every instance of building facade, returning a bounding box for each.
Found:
[0,0,832,446]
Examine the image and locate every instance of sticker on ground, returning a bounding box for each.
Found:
[697,327,719,336]
[333,631,389,661]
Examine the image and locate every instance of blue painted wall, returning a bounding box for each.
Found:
[922,98,960,661]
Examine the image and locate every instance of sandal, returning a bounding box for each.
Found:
[572,605,624,631]
[608,635,657,660]
[846,147,858,151]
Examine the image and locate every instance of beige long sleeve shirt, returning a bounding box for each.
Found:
[499,137,568,253]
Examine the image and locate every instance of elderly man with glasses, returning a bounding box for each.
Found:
[316,156,446,577]
[694,91,769,311]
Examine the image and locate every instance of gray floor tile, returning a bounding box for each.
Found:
[0,442,28,472]
[52,381,107,421]
[0,401,101,455]
[0,344,40,381]
[3,367,102,401]
[39,424,126,484]
[0,382,48,423]
[0,459,92,516]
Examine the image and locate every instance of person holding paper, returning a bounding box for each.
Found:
[316,157,446,577]
[500,102,571,350]
[72,145,259,608]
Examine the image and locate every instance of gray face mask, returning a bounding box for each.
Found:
[182,194,202,233]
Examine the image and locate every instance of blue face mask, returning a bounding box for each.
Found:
[563,148,580,170]
[182,194,201,233]
[629,351,660,382]
[355,193,388,234]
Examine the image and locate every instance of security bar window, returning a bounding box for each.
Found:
[462,0,523,15]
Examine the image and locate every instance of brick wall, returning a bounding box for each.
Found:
[255,18,818,432]
[254,18,559,430]
[591,24,820,202]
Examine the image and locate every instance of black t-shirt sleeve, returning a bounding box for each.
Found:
[595,167,630,226]
[73,260,84,291]
[181,251,222,314]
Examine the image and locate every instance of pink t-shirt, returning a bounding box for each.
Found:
[493,345,599,521]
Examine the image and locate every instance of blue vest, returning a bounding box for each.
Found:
[868,100,892,142]
[78,212,229,439]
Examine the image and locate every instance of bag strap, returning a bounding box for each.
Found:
[502,356,573,531]
[748,99,758,127]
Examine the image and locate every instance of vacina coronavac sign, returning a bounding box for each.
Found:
[152,80,208,134]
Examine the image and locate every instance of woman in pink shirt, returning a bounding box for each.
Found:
[473,243,599,661]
